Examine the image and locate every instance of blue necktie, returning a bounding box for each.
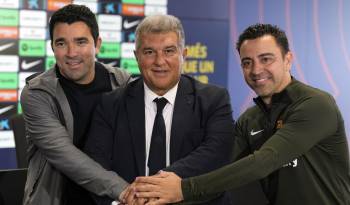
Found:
[148,97,168,175]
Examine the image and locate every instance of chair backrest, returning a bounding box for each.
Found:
[10,114,28,168]
[0,168,27,205]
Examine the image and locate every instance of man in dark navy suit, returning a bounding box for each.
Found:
[85,14,235,205]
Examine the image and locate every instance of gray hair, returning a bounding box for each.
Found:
[135,14,185,50]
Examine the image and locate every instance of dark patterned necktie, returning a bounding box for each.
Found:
[148,97,168,175]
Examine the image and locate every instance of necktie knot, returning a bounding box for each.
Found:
[154,97,168,114]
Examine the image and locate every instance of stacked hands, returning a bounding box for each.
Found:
[119,171,183,205]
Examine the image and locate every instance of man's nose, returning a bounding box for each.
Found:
[154,52,166,65]
[66,44,78,57]
[251,61,263,74]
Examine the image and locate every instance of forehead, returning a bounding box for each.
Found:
[53,21,92,39]
[138,32,179,48]
[239,35,282,58]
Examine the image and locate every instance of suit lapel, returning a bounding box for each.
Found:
[170,76,195,163]
[126,80,146,176]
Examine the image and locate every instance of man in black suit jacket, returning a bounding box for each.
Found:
[84,14,234,205]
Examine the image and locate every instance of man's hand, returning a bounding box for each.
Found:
[134,171,183,205]
[119,184,133,204]
[119,182,150,205]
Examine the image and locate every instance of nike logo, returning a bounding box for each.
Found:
[250,129,263,136]
[0,42,15,52]
[21,59,42,70]
[123,20,140,29]
[283,158,298,168]
[106,61,118,67]
[0,105,14,115]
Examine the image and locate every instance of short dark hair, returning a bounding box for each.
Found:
[236,23,289,55]
[49,4,99,46]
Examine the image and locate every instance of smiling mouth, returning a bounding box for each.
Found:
[66,60,82,67]
[152,68,168,74]
[254,78,268,82]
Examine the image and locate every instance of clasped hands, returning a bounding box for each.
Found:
[118,171,183,205]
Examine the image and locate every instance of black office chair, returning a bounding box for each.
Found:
[10,114,28,168]
[0,168,27,205]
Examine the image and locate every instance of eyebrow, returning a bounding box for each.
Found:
[54,38,64,44]
[142,45,177,50]
[74,37,88,42]
[240,57,252,62]
[241,52,275,61]
[54,37,89,44]
[257,53,275,58]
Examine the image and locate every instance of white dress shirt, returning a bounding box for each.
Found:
[144,82,178,176]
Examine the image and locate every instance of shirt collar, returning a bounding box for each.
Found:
[144,82,179,106]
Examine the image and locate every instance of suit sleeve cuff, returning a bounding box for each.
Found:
[181,178,195,201]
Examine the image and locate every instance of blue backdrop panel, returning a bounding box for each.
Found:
[180,18,229,87]
[0,148,16,169]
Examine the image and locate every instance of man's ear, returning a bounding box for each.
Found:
[284,51,293,71]
[182,47,187,61]
[95,36,102,54]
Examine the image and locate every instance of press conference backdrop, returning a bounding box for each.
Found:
[0,0,230,169]
[0,0,349,169]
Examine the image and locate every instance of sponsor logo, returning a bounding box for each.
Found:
[22,59,41,70]
[20,10,47,27]
[0,105,14,115]
[145,5,167,15]
[145,0,167,6]
[99,2,120,14]
[19,40,45,57]
[122,31,136,42]
[122,4,144,16]
[98,14,122,31]
[0,104,17,132]
[0,130,15,148]
[0,119,10,130]
[123,19,141,30]
[0,42,15,52]
[121,42,135,58]
[0,90,17,102]
[250,129,263,136]
[100,30,122,43]
[45,56,56,70]
[122,0,144,4]
[0,55,18,72]
[98,42,121,58]
[120,58,139,74]
[73,1,98,13]
[28,0,39,9]
[0,73,18,89]
[20,57,44,72]
[0,9,19,26]
[0,39,18,54]
[22,0,44,9]
[283,159,298,168]
[0,0,19,9]
[20,27,46,39]
[47,0,70,11]
[97,58,120,68]
[0,27,18,39]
